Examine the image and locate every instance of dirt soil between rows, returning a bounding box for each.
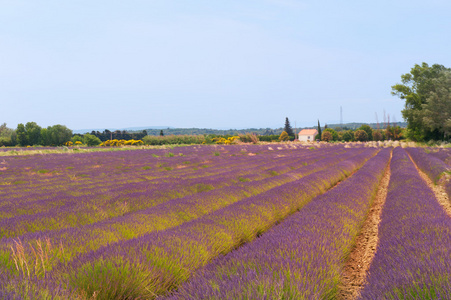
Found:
[337,152,392,299]
[338,151,451,299]
[408,153,451,217]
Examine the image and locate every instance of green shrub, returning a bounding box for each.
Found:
[239,133,259,144]
[354,130,368,142]
[358,125,373,141]
[323,128,338,141]
[0,137,13,147]
[342,130,354,142]
[279,131,289,141]
[258,135,280,142]
[373,130,384,141]
[71,135,84,143]
[321,131,333,142]
[142,135,205,145]
[83,134,102,146]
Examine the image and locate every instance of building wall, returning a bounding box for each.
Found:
[299,134,315,142]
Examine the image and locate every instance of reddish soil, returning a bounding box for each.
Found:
[408,154,451,218]
[337,153,392,299]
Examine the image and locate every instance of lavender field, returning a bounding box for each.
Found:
[0,144,450,299]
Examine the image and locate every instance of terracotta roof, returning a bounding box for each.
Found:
[299,129,318,135]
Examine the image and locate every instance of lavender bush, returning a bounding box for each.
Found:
[51,148,377,299]
[166,148,391,299]
[405,147,450,183]
[0,144,363,298]
[360,147,451,299]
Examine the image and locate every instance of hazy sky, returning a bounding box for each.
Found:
[1,0,450,130]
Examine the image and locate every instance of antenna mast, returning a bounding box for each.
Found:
[340,106,343,125]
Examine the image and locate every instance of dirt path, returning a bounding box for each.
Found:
[407,154,451,218]
[337,152,392,300]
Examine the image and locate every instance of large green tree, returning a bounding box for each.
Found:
[16,122,44,146]
[392,62,451,141]
[421,71,451,140]
[46,124,72,145]
[25,122,42,145]
[16,123,28,146]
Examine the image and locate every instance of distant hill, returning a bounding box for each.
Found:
[140,123,407,136]
[326,122,407,130]
[139,127,287,136]
[73,126,173,134]
[74,122,407,136]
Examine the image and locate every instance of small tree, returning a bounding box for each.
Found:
[0,137,12,146]
[83,134,102,146]
[71,135,84,143]
[279,131,290,141]
[342,130,354,142]
[0,123,14,138]
[386,126,403,141]
[358,125,373,141]
[324,128,338,141]
[16,123,28,146]
[284,118,294,137]
[321,131,333,142]
[160,130,164,136]
[373,130,383,141]
[354,130,368,142]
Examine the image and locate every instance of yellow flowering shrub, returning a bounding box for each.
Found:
[212,136,239,145]
[100,139,144,147]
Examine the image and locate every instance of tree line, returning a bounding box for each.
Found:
[0,122,72,146]
[315,123,404,142]
[86,129,148,142]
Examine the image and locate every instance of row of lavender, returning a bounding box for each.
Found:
[405,147,451,199]
[0,147,363,292]
[360,147,451,299]
[1,147,377,298]
[0,145,294,206]
[166,148,391,299]
[0,145,363,279]
[426,147,451,167]
[1,145,340,208]
[1,145,343,238]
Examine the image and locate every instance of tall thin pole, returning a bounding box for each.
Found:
[340,106,343,125]
[295,121,297,140]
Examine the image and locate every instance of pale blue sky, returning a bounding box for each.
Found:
[1,0,450,130]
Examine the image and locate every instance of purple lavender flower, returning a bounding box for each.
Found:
[165,148,391,299]
[359,147,451,299]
